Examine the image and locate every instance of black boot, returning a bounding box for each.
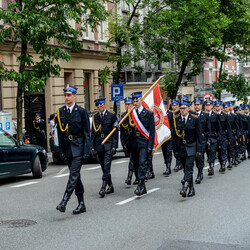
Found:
[208,163,214,176]
[173,159,180,172]
[241,152,246,161]
[99,181,107,198]
[195,170,203,184]
[73,195,86,215]
[163,163,171,176]
[147,170,155,179]
[188,181,195,197]
[178,161,183,171]
[180,181,189,197]
[227,158,233,168]
[133,178,139,185]
[134,179,147,196]
[125,170,133,185]
[181,177,185,185]
[56,192,70,212]
[106,178,114,194]
[220,160,226,172]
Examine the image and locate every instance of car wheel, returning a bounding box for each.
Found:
[52,152,64,165]
[32,155,42,178]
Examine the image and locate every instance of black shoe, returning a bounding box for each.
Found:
[134,180,147,196]
[220,160,226,172]
[178,163,183,171]
[99,181,107,198]
[195,172,202,184]
[56,193,70,213]
[73,196,86,215]
[125,170,133,185]
[227,158,233,169]
[188,184,195,197]
[133,179,139,185]
[106,184,114,194]
[180,182,189,197]
[173,159,179,172]
[163,163,171,176]
[208,163,214,176]
[181,178,185,185]
[147,171,155,179]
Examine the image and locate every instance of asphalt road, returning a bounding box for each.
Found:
[1,151,250,250]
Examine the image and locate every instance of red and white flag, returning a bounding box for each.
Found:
[141,84,171,152]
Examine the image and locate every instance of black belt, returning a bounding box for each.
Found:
[67,134,83,140]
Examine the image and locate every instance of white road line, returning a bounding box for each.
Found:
[113,160,128,164]
[53,173,69,178]
[204,162,220,170]
[57,167,67,176]
[84,166,101,170]
[154,152,162,155]
[116,188,160,205]
[11,182,39,188]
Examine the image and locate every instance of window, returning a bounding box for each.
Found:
[83,72,90,112]
[244,61,250,67]
[99,22,104,41]
[209,63,213,84]
[197,69,204,86]
[83,11,89,39]
[0,131,16,146]
[232,66,235,75]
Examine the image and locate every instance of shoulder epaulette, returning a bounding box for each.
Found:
[175,113,180,118]
[169,110,173,113]
[232,113,237,116]
[92,111,98,117]
[191,114,198,118]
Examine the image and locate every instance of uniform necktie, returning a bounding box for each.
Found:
[101,113,104,119]
[67,108,70,114]
[136,108,139,116]
[182,117,186,125]
[196,112,199,116]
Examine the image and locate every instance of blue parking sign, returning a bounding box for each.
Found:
[6,122,10,130]
[111,84,124,101]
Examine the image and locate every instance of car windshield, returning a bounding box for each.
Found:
[0,131,16,146]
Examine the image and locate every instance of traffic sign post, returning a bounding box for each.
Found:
[111,84,124,101]
[203,93,214,102]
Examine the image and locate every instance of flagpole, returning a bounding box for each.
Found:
[101,75,164,145]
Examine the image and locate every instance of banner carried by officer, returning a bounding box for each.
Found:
[137,84,171,152]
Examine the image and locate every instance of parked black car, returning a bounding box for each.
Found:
[0,129,48,179]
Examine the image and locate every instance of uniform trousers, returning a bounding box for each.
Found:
[195,141,206,171]
[218,139,228,163]
[130,147,147,180]
[228,136,237,161]
[66,156,84,196]
[98,150,112,182]
[239,132,247,153]
[207,137,218,163]
[180,155,195,183]
[161,140,173,165]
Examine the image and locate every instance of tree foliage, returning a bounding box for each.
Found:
[0,0,108,140]
[212,72,250,101]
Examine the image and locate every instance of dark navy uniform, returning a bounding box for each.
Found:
[206,110,222,174]
[120,109,137,185]
[195,109,211,183]
[56,85,90,214]
[33,114,46,149]
[172,104,202,197]
[91,100,118,197]
[228,111,239,166]
[161,104,173,176]
[241,113,248,160]
[217,109,232,170]
[248,114,250,158]
[126,91,155,196]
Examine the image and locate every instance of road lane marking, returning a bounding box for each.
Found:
[57,167,67,176]
[84,166,101,170]
[11,182,39,188]
[154,152,162,155]
[116,188,160,205]
[204,162,220,170]
[113,160,128,164]
[53,173,69,178]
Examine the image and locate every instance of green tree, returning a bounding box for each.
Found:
[212,72,250,101]
[0,0,108,140]
[143,0,230,99]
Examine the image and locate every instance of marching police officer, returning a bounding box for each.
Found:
[125,91,155,196]
[193,99,211,183]
[33,113,46,149]
[237,105,247,161]
[204,100,222,175]
[171,100,183,172]
[228,101,240,166]
[172,98,202,197]
[120,97,137,185]
[56,85,90,214]
[216,101,232,171]
[161,100,173,177]
[91,98,118,198]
